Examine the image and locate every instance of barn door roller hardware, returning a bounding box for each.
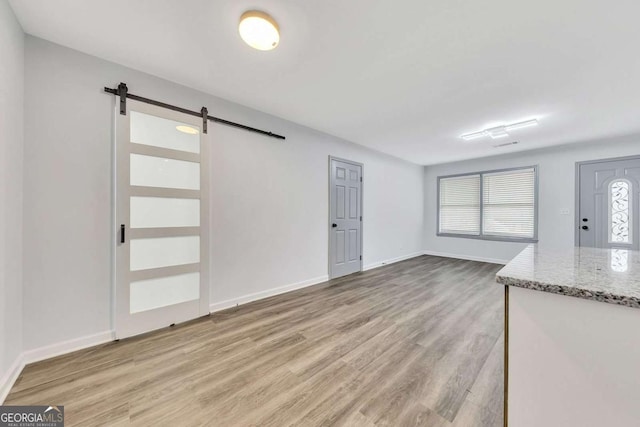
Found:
[104,82,285,139]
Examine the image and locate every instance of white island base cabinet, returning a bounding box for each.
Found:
[507,286,640,427]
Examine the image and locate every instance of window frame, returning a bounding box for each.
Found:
[437,165,539,243]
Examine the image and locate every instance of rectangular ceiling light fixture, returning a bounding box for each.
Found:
[461,131,487,141]
[486,126,509,139]
[505,119,538,131]
[461,119,538,141]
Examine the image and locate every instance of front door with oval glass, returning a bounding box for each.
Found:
[578,157,640,251]
[115,99,209,339]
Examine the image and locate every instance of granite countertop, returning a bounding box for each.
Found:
[496,244,640,309]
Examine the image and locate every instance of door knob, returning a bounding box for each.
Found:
[581,225,589,230]
[332,223,337,228]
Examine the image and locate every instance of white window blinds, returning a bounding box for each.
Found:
[439,175,481,235]
[438,167,537,241]
[482,168,536,238]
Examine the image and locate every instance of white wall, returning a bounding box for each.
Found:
[0,0,23,390]
[22,36,424,351]
[424,136,640,263]
[211,125,424,305]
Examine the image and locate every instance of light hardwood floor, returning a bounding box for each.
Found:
[6,256,504,426]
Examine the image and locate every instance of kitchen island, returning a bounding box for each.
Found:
[497,244,640,427]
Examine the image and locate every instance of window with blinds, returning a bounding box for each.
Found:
[438,166,537,241]
[483,168,536,238]
[439,175,481,235]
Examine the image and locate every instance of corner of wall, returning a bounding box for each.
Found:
[0,0,25,403]
[421,164,429,253]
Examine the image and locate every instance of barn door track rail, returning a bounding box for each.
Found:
[104,82,285,140]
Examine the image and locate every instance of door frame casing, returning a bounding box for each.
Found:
[328,156,364,279]
[113,98,210,339]
[574,154,640,246]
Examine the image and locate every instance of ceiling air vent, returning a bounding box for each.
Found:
[493,141,519,148]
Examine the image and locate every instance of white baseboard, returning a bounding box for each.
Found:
[363,251,424,271]
[0,330,114,404]
[22,330,115,366]
[209,275,330,313]
[422,250,509,265]
[0,354,25,404]
[210,253,428,313]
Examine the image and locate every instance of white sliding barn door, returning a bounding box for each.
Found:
[115,99,209,339]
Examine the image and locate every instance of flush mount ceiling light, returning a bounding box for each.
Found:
[176,125,199,135]
[461,119,539,141]
[239,10,280,51]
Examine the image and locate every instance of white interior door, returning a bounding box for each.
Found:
[329,157,363,279]
[115,99,209,339]
[578,157,640,250]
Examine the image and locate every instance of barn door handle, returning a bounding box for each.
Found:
[120,224,126,243]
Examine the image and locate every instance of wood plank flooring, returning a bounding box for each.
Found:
[6,256,504,426]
